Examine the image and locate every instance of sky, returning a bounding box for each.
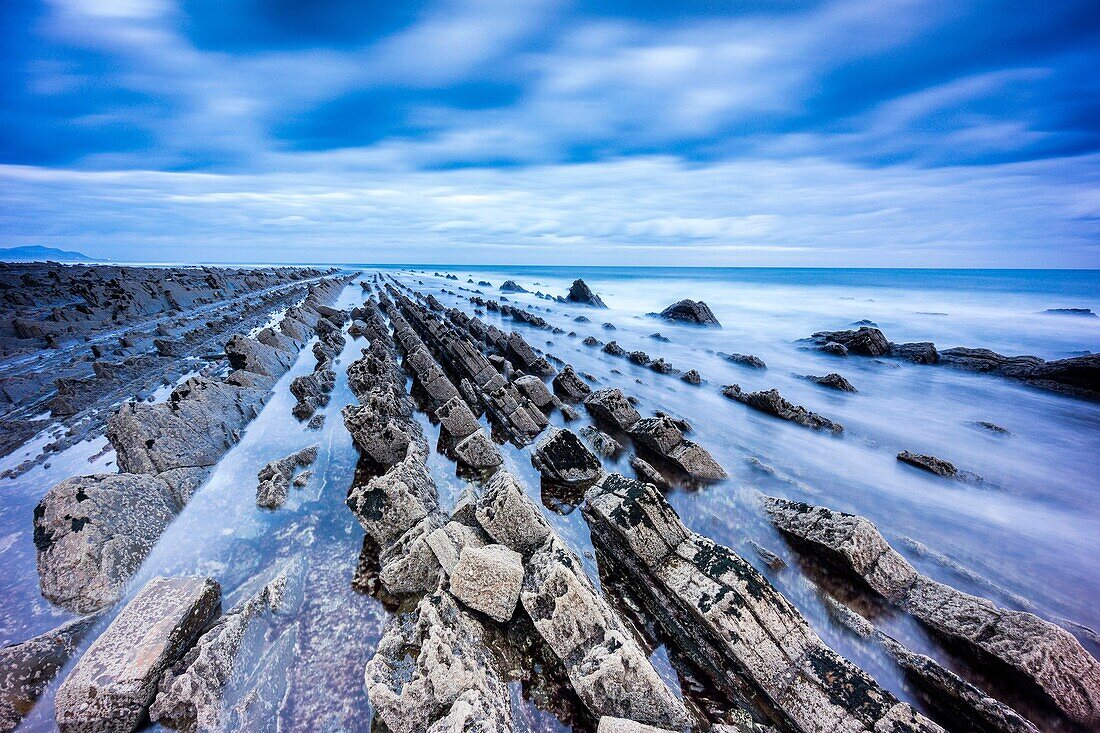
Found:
[0,0,1098,267]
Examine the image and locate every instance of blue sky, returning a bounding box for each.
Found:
[1,0,1098,266]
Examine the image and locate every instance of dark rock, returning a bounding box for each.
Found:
[648,333,670,342]
[627,351,650,366]
[680,369,702,385]
[722,384,843,433]
[566,279,607,308]
[719,352,766,369]
[897,450,957,478]
[580,426,620,457]
[575,315,591,323]
[602,341,626,357]
[532,428,604,487]
[890,342,938,364]
[972,420,1009,435]
[583,336,602,347]
[499,280,527,293]
[602,322,616,330]
[822,341,849,356]
[224,334,293,377]
[811,327,890,356]
[552,365,592,402]
[1043,308,1096,317]
[802,373,857,392]
[584,389,641,431]
[655,299,720,327]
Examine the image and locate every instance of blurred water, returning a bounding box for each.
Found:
[2,268,1097,731]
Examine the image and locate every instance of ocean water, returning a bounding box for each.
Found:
[2,267,1098,731]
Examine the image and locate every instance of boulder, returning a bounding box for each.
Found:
[680,369,702,385]
[531,428,604,487]
[719,352,766,369]
[255,445,318,509]
[890,342,939,364]
[55,576,221,733]
[802,372,856,392]
[630,455,668,489]
[722,384,843,433]
[581,426,620,457]
[513,374,554,409]
[552,365,592,402]
[811,327,890,356]
[0,615,101,733]
[342,404,416,468]
[655,299,720,327]
[499,280,527,293]
[566,279,607,308]
[224,334,293,378]
[434,396,480,440]
[34,473,180,614]
[627,416,683,455]
[449,545,524,622]
[602,341,626,357]
[149,564,298,732]
[453,430,503,470]
[346,447,438,548]
[584,389,641,432]
[475,471,552,556]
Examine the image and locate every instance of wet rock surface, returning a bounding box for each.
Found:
[654,299,721,327]
[55,576,221,733]
[722,384,844,433]
[764,497,1100,728]
[566,279,607,308]
[585,474,941,733]
[532,428,605,488]
[255,445,318,509]
[897,450,957,478]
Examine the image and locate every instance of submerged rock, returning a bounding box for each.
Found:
[1043,308,1096,317]
[722,384,843,433]
[764,497,1100,728]
[655,299,721,327]
[801,372,857,392]
[255,445,318,509]
[581,425,620,457]
[34,473,180,613]
[55,576,221,733]
[719,352,766,369]
[566,279,607,308]
[0,615,101,732]
[897,450,957,478]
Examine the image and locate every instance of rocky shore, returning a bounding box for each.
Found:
[0,267,1096,733]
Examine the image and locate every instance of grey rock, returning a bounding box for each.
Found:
[255,445,318,509]
[680,369,702,385]
[581,425,620,457]
[513,374,554,409]
[764,496,1100,728]
[0,615,101,733]
[224,334,293,378]
[475,471,552,556]
[552,364,593,402]
[450,544,524,622]
[629,455,668,489]
[35,473,180,613]
[566,279,607,308]
[434,396,480,440]
[585,476,941,733]
[584,388,642,432]
[627,416,683,455]
[602,341,626,357]
[532,428,604,487]
[453,429,503,469]
[346,446,438,548]
[365,588,512,733]
[55,576,221,733]
[897,450,957,478]
[722,384,843,433]
[597,718,676,733]
[811,327,890,356]
[890,341,939,364]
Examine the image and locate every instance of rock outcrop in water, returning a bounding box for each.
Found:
[764,497,1100,728]
[654,299,721,327]
[722,384,844,433]
[566,279,607,308]
[255,445,318,509]
[583,474,942,733]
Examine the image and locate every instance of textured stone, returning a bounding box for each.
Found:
[35,473,180,613]
[55,576,221,733]
[475,471,552,556]
[450,545,524,622]
[584,389,642,432]
[532,428,604,487]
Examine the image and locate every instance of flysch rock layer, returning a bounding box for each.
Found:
[31,275,354,616]
[763,496,1100,728]
[583,474,943,733]
[476,471,689,728]
[149,560,303,733]
[55,576,221,733]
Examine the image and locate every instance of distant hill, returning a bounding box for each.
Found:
[0,245,102,262]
